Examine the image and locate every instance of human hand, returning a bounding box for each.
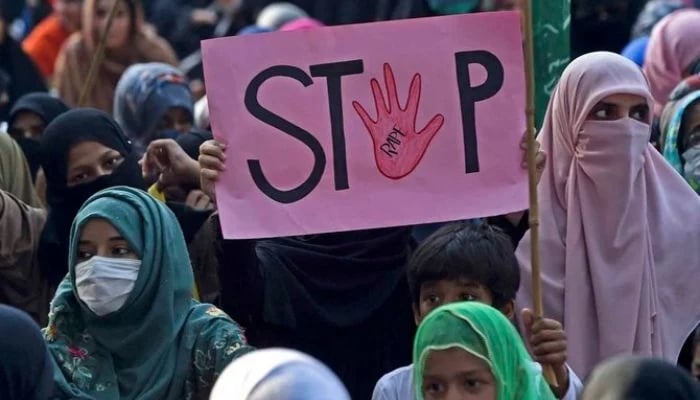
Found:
[35,168,47,208]
[352,63,444,179]
[141,139,200,190]
[503,133,546,225]
[185,190,215,211]
[521,308,569,398]
[520,131,546,183]
[191,9,218,26]
[190,79,205,101]
[198,139,227,202]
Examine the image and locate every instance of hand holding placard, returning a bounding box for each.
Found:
[353,64,445,179]
[199,139,227,203]
[202,12,527,239]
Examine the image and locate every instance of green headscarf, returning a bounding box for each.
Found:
[0,133,40,207]
[44,186,253,400]
[413,302,556,400]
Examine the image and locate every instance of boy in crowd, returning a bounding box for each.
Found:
[372,222,583,400]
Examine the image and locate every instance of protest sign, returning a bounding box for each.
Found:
[203,12,527,239]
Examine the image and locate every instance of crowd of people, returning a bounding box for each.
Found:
[0,0,699,399]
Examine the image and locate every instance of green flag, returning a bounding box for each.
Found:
[533,0,570,127]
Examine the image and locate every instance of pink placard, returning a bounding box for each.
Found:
[203,12,527,239]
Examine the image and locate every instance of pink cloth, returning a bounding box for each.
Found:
[516,52,700,379]
[643,9,700,116]
[279,17,324,31]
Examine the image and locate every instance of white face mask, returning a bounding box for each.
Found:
[682,145,700,182]
[75,256,141,317]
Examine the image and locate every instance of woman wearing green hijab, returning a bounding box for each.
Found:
[44,186,254,400]
[413,302,556,400]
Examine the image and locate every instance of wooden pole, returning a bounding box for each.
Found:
[78,0,121,107]
[522,0,559,388]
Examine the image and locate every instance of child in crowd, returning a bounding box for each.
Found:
[413,301,556,400]
[372,222,583,400]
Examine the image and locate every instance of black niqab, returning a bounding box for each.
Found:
[0,305,55,400]
[10,93,70,128]
[219,226,416,400]
[9,93,69,179]
[255,228,413,329]
[38,108,146,287]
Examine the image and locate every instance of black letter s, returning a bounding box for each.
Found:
[245,66,325,204]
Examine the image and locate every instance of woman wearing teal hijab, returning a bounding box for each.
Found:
[413,302,555,400]
[44,186,254,400]
[659,74,700,194]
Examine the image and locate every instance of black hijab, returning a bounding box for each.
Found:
[625,359,700,400]
[252,228,413,329]
[8,93,69,180]
[175,130,213,160]
[0,305,55,400]
[38,108,146,287]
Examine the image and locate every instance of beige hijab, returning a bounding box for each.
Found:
[53,0,177,112]
[0,133,40,207]
[0,134,50,325]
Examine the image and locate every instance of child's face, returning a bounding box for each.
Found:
[422,347,496,400]
[415,278,493,325]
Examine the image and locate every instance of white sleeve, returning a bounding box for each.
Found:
[561,364,584,400]
[371,379,394,400]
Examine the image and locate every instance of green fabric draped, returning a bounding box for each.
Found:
[413,302,555,400]
[44,186,253,400]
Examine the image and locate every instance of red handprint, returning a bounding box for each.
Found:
[352,63,445,180]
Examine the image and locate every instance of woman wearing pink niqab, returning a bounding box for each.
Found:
[516,52,700,379]
[644,9,700,116]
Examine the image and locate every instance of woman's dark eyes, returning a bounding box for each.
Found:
[112,247,131,256]
[104,156,123,168]
[593,109,608,119]
[630,106,649,121]
[589,104,649,121]
[71,172,89,184]
[591,105,615,120]
[686,130,700,148]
